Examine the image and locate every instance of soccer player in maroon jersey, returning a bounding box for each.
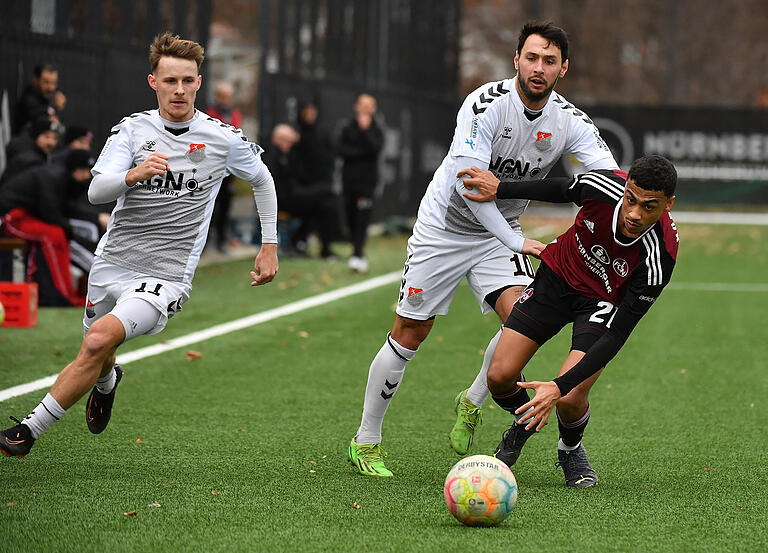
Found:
[458,154,678,487]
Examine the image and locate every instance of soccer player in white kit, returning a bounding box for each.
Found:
[1,33,279,458]
[347,23,618,477]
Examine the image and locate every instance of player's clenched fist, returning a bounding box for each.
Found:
[126,152,170,186]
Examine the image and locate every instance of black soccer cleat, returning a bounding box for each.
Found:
[494,421,536,467]
[86,364,123,434]
[555,444,599,488]
[0,417,35,458]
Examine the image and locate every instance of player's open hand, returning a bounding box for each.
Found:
[458,166,500,202]
[250,243,278,286]
[522,238,546,258]
[514,380,562,432]
[126,152,170,185]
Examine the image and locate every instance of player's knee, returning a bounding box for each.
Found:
[391,316,433,349]
[486,359,510,395]
[80,321,122,360]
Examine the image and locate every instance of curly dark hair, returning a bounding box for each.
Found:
[627,155,677,197]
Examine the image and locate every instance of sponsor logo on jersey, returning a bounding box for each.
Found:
[186,143,206,163]
[489,156,531,180]
[584,219,595,233]
[518,287,533,304]
[590,244,610,264]
[534,131,552,151]
[501,125,514,139]
[406,287,424,307]
[612,258,629,277]
[136,168,200,196]
[143,139,157,151]
[465,138,477,151]
[638,295,656,303]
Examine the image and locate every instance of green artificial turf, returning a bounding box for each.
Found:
[1,223,767,553]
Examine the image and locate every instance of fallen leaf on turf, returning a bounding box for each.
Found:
[185,350,203,360]
[148,503,161,508]
[310,460,316,465]
[704,467,716,471]
[239,428,245,432]
[211,490,218,495]
[7,502,14,507]
[136,438,142,443]
[353,502,361,509]
[123,511,137,517]
[309,470,316,473]
[298,331,309,339]
[33,490,38,494]
[321,455,327,459]
[255,451,262,455]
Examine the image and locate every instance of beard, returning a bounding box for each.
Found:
[517,74,558,103]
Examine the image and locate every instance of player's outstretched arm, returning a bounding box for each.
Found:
[250,243,278,286]
[514,380,562,432]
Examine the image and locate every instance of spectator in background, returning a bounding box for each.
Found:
[2,117,59,183]
[205,82,242,252]
[0,149,95,306]
[293,100,340,259]
[263,123,340,258]
[338,93,384,273]
[51,125,94,164]
[14,63,66,133]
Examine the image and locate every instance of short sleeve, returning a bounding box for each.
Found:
[226,135,266,181]
[448,94,500,164]
[92,122,134,176]
[565,118,618,171]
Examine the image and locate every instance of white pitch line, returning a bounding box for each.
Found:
[0,271,402,403]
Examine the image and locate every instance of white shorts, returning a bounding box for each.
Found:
[395,223,535,320]
[83,257,191,338]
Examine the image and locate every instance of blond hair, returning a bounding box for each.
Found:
[149,32,205,73]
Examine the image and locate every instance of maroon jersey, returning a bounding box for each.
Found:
[541,169,679,311]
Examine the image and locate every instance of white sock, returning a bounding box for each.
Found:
[23,393,66,439]
[95,365,117,394]
[355,333,417,444]
[465,328,502,407]
[558,439,581,451]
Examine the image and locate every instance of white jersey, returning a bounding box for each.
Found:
[92,109,276,283]
[417,77,617,238]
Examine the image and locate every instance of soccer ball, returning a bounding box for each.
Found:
[444,454,518,527]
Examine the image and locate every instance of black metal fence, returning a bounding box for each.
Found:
[0,0,211,155]
[257,0,462,219]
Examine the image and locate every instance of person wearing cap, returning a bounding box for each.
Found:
[0,149,95,306]
[1,117,59,183]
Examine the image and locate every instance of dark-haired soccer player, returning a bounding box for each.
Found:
[1,32,278,458]
[347,22,618,478]
[459,154,678,487]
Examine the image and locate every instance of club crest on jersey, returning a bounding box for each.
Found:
[535,131,552,151]
[590,244,610,264]
[406,287,424,307]
[518,288,533,304]
[186,143,206,163]
[612,258,629,277]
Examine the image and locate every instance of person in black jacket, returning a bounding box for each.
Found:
[14,63,66,134]
[338,94,384,273]
[0,150,95,305]
[1,118,59,184]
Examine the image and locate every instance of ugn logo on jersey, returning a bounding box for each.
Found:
[141,169,198,191]
[489,156,541,179]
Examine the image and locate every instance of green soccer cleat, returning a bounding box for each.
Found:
[449,389,483,455]
[347,439,393,477]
